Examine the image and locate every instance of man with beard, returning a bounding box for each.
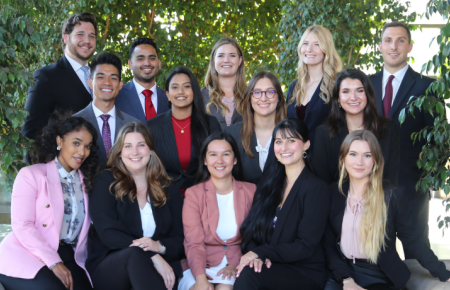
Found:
[21,12,97,141]
[115,38,169,123]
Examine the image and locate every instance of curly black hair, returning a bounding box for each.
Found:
[31,114,100,192]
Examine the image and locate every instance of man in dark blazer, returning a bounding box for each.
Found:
[369,22,434,258]
[115,38,169,123]
[21,13,98,141]
[74,53,137,167]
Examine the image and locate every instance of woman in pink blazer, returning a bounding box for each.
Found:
[0,116,100,290]
[179,132,257,290]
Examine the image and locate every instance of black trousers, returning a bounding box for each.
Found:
[0,244,92,290]
[233,263,321,290]
[403,193,430,259]
[325,279,396,290]
[90,247,178,290]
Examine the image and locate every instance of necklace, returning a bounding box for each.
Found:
[173,119,191,133]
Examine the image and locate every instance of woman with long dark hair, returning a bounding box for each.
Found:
[0,116,99,290]
[324,130,450,290]
[312,69,400,185]
[147,67,221,198]
[225,72,287,185]
[179,132,256,290]
[234,119,330,290]
[87,122,184,290]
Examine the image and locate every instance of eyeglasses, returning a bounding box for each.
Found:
[251,90,277,99]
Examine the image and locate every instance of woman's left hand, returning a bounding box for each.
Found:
[130,237,163,252]
[236,251,259,277]
[216,265,237,280]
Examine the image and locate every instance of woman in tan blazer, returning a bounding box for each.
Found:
[179,132,256,290]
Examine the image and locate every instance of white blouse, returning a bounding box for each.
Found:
[255,137,272,171]
[140,198,156,238]
[216,191,237,242]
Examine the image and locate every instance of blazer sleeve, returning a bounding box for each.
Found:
[311,126,333,185]
[393,188,450,281]
[182,187,207,279]
[251,181,330,263]
[11,167,62,267]
[159,186,185,263]
[383,122,400,184]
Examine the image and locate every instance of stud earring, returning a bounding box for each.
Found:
[57,146,61,151]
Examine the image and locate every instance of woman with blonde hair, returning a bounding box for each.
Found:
[87,122,184,290]
[286,25,342,151]
[323,130,450,290]
[202,37,246,130]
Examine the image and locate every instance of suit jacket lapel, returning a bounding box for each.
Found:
[304,79,323,122]
[127,196,144,238]
[231,107,240,123]
[60,55,91,100]
[115,108,127,137]
[250,133,263,175]
[335,182,349,239]
[76,170,91,250]
[227,179,247,243]
[126,81,146,123]
[204,179,224,243]
[372,71,384,115]
[45,161,64,236]
[389,67,416,118]
[161,111,183,171]
[156,86,167,115]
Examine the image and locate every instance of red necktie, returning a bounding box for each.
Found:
[142,89,157,120]
[383,75,395,118]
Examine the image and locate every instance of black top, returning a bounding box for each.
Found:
[146,110,222,193]
[311,121,400,185]
[245,167,330,289]
[224,122,275,185]
[201,87,243,130]
[86,170,185,277]
[324,181,450,289]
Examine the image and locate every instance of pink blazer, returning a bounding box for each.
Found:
[182,178,256,279]
[0,161,92,284]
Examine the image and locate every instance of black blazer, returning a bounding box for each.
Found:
[86,170,184,277]
[21,55,92,140]
[201,87,243,130]
[286,79,331,152]
[146,110,221,193]
[311,122,400,185]
[324,181,450,289]
[370,67,434,198]
[245,167,330,289]
[115,81,169,124]
[224,122,275,185]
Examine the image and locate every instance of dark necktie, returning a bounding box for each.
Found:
[383,75,395,118]
[143,89,157,120]
[100,114,112,157]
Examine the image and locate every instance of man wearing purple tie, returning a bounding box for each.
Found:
[369,22,435,258]
[74,53,138,167]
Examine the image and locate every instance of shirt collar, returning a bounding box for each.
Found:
[55,157,77,180]
[92,102,116,120]
[65,53,86,73]
[133,78,157,96]
[383,64,409,84]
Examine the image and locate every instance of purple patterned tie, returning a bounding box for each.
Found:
[383,75,395,118]
[100,114,112,157]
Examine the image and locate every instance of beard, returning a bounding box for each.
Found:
[134,67,159,84]
[67,40,95,62]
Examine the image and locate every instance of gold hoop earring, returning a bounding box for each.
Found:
[338,102,341,108]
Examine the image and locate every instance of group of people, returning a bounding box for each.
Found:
[0,11,449,290]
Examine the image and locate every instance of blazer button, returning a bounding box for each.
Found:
[42,223,47,227]
[45,204,50,208]
[223,245,227,250]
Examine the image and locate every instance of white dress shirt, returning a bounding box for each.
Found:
[65,53,91,93]
[255,136,272,171]
[92,103,116,144]
[216,191,237,242]
[382,64,409,105]
[140,198,156,238]
[133,79,158,114]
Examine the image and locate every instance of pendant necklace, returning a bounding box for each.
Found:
[173,120,191,133]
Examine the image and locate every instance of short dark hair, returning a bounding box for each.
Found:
[129,38,159,58]
[381,22,411,43]
[90,53,122,81]
[61,12,98,49]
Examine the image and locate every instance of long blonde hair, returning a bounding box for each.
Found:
[291,25,342,105]
[204,37,246,116]
[338,130,388,264]
[107,122,171,207]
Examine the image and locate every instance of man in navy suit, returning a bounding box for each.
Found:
[115,38,168,123]
[21,12,97,140]
[370,22,434,258]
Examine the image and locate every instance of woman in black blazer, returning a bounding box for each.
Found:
[87,122,184,290]
[312,69,400,185]
[234,119,330,290]
[225,72,287,185]
[147,67,221,197]
[324,130,450,290]
[286,25,342,150]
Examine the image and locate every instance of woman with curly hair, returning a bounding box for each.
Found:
[87,122,184,290]
[0,116,100,290]
[202,37,246,130]
[286,25,342,151]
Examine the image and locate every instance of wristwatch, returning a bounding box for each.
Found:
[157,240,166,254]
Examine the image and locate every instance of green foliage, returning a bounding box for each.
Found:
[276,0,417,87]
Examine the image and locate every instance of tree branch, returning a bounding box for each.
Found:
[101,15,111,42]
[249,39,278,59]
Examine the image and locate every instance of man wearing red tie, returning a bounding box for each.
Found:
[370,22,435,258]
[115,38,169,123]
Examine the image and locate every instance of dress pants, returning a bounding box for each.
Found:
[403,193,430,259]
[233,263,321,290]
[90,247,178,290]
[0,243,92,290]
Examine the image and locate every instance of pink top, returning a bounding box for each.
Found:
[222,96,235,126]
[340,194,367,263]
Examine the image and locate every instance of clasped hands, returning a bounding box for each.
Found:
[236,251,272,277]
[129,237,163,253]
